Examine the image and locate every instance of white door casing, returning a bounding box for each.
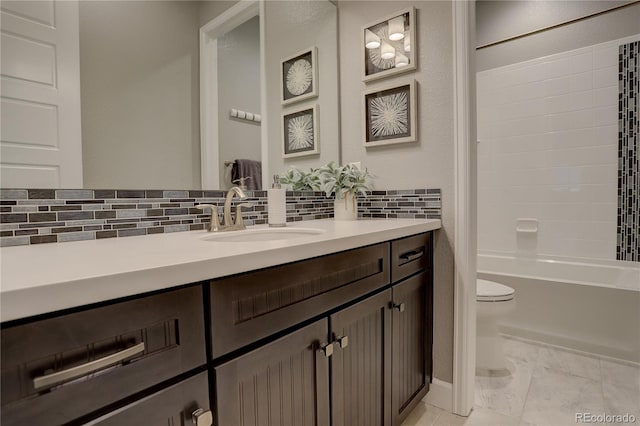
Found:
[1,0,83,188]
[199,0,263,191]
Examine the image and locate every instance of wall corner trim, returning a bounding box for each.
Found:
[452,0,477,418]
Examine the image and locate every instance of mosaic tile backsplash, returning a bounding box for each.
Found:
[618,41,639,262]
[0,189,442,247]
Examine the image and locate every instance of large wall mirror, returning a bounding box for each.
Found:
[0,0,340,190]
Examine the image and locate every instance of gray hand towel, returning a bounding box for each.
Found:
[231,159,262,190]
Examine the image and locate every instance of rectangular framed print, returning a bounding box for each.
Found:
[282,104,319,158]
[363,79,417,147]
[362,7,416,82]
[281,47,318,105]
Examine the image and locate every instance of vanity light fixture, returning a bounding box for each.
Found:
[388,16,405,41]
[404,31,411,52]
[395,53,409,67]
[380,41,395,60]
[365,29,380,49]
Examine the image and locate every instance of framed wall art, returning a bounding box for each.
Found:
[362,7,416,82]
[281,47,318,105]
[363,79,417,147]
[282,104,319,158]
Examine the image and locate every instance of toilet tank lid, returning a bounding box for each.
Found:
[477,279,515,297]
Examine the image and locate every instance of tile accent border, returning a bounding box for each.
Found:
[0,189,442,247]
[618,41,639,262]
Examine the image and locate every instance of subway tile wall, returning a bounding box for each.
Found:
[477,34,640,261]
[0,189,441,247]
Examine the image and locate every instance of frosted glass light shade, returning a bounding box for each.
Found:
[388,16,405,41]
[404,31,411,52]
[395,52,409,67]
[380,41,395,60]
[365,29,380,49]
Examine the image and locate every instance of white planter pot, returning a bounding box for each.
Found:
[334,194,358,220]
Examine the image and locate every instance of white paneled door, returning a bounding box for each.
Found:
[1,0,82,188]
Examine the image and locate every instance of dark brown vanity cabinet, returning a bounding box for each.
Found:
[0,231,433,426]
[211,232,433,426]
[0,286,206,426]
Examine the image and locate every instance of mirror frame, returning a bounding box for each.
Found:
[199,1,267,190]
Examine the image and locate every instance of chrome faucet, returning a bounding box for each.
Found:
[196,186,251,232]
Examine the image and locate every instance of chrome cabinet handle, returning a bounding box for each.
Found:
[320,342,334,358]
[399,248,424,262]
[33,342,145,390]
[336,335,349,349]
[392,302,406,313]
[192,408,213,426]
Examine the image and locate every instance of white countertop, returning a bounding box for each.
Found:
[0,218,441,322]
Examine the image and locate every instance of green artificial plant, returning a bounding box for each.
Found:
[279,166,321,191]
[316,161,372,199]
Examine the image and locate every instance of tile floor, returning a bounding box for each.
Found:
[402,336,640,426]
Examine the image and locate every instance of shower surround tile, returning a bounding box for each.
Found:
[617,40,640,262]
[0,188,441,246]
[477,35,640,261]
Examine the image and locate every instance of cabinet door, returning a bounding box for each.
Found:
[215,319,330,426]
[330,290,392,426]
[85,372,210,426]
[391,272,431,426]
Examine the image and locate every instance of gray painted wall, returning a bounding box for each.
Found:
[265,0,341,177]
[338,0,455,384]
[477,1,640,71]
[80,1,201,189]
[217,16,261,188]
[476,0,635,47]
[199,0,238,28]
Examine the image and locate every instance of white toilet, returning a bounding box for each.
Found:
[476,279,516,372]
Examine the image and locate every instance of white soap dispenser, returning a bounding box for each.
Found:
[268,175,286,227]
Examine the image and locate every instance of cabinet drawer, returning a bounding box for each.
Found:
[86,372,210,426]
[210,242,389,358]
[391,233,431,282]
[1,286,206,426]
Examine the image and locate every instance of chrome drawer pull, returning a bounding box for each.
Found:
[399,248,424,262]
[33,342,145,390]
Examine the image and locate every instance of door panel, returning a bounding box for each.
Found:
[1,0,83,187]
[215,319,330,426]
[391,272,431,425]
[330,290,392,426]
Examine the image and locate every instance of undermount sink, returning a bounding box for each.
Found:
[201,227,325,243]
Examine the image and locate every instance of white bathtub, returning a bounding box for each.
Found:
[478,252,640,363]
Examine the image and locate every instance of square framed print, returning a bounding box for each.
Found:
[362,7,416,82]
[281,47,318,105]
[363,79,417,147]
[282,104,319,158]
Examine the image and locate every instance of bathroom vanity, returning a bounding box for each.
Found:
[0,219,440,426]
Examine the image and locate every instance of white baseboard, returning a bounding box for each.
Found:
[424,378,453,412]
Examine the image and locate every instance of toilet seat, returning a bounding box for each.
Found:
[477,279,514,302]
